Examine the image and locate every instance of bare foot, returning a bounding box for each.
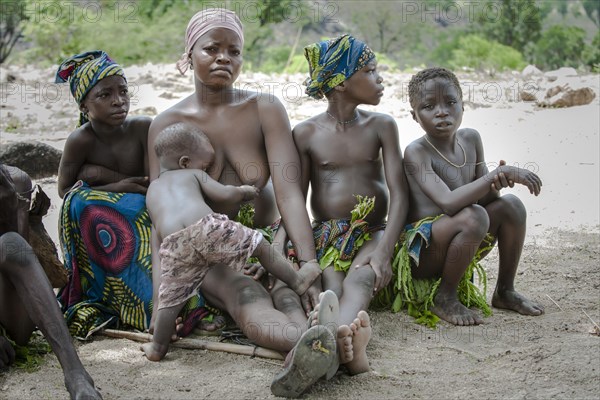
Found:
[345,310,371,375]
[336,325,353,365]
[64,370,102,399]
[141,341,168,362]
[307,290,340,379]
[432,293,483,326]
[270,325,336,398]
[292,262,322,296]
[492,289,544,315]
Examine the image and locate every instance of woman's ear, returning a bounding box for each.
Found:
[333,82,346,92]
[79,103,88,115]
[410,110,417,122]
[178,156,190,169]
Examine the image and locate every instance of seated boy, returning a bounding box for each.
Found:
[402,67,544,326]
[142,123,321,361]
[293,34,409,375]
[0,164,101,399]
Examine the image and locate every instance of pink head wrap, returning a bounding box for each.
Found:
[176,8,244,75]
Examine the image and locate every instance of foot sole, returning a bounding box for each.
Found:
[270,325,336,398]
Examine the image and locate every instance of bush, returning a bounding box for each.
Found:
[583,30,600,71]
[534,25,587,70]
[450,35,526,72]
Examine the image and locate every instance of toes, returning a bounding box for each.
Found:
[357,310,370,327]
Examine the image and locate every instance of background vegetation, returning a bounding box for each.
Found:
[1,0,598,73]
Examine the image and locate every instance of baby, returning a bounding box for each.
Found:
[142,122,321,361]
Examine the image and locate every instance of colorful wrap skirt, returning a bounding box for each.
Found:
[58,181,210,339]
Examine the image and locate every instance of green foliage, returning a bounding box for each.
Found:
[17,0,195,66]
[535,25,587,69]
[450,35,526,72]
[14,0,309,70]
[475,0,542,53]
[374,52,399,71]
[240,0,310,71]
[259,45,293,73]
[583,30,600,70]
[284,54,308,74]
[0,0,29,63]
[582,0,600,27]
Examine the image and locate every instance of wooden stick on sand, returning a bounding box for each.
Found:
[101,329,284,361]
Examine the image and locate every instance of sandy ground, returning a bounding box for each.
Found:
[0,65,599,399]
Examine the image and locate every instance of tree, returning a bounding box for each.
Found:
[0,0,28,64]
[475,0,542,53]
[582,0,600,27]
[535,25,587,69]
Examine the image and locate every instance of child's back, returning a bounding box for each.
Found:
[146,169,213,240]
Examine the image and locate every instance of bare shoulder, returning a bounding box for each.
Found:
[149,109,178,135]
[255,91,286,114]
[124,115,152,140]
[125,115,152,131]
[149,97,195,135]
[368,111,398,138]
[292,115,320,136]
[457,127,482,145]
[64,124,96,150]
[404,137,430,162]
[364,110,395,125]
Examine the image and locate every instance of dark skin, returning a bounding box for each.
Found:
[147,27,317,345]
[405,76,544,326]
[293,60,409,375]
[142,143,321,361]
[57,75,150,198]
[0,164,102,399]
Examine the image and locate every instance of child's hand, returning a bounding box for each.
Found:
[498,164,542,196]
[490,160,514,193]
[240,185,260,201]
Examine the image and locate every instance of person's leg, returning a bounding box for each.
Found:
[252,241,320,296]
[270,292,338,397]
[141,302,186,361]
[321,267,345,300]
[201,266,303,352]
[416,205,490,326]
[270,280,308,326]
[333,232,381,374]
[485,194,544,315]
[0,232,101,399]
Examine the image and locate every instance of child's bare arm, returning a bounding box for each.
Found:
[57,130,91,198]
[292,124,312,200]
[496,164,542,195]
[364,116,408,290]
[196,170,259,203]
[77,164,131,185]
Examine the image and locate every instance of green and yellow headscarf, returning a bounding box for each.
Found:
[55,51,126,126]
[304,34,375,99]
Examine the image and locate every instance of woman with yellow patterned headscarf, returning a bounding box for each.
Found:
[55,50,126,126]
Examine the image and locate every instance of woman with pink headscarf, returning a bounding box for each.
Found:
[147,9,335,395]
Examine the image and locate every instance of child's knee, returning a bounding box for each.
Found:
[349,266,376,292]
[0,232,35,268]
[460,205,490,237]
[501,194,527,223]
